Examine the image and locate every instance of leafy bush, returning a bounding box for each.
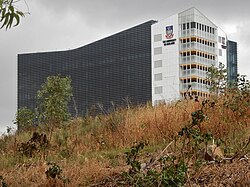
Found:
[45,162,63,179]
[18,132,49,158]
[122,142,187,187]
[45,162,69,184]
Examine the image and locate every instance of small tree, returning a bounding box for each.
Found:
[14,107,35,131]
[37,75,73,127]
[206,62,227,95]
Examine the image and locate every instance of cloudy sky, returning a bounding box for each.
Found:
[0,0,249,133]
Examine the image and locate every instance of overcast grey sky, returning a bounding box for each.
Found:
[0,0,249,133]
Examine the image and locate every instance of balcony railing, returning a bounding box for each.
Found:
[180,55,215,66]
[180,42,216,54]
[180,29,216,41]
[180,69,207,79]
[180,83,209,92]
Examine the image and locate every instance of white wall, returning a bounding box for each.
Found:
[152,14,180,105]
[217,28,227,67]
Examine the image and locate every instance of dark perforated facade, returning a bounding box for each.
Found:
[18,20,156,116]
[227,40,238,83]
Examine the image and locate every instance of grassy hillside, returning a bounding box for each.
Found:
[0,94,249,186]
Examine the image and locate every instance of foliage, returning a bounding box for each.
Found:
[45,162,70,184]
[178,100,214,161]
[122,142,187,187]
[18,132,49,157]
[224,75,250,119]
[37,75,73,125]
[0,0,25,29]
[125,142,145,173]
[13,107,35,131]
[206,62,227,95]
[0,67,249,186]
[55,127,72,158]
[45,162,63,179]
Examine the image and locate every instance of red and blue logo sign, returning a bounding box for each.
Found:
[165,25,174,39]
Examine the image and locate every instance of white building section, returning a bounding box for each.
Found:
[152,7,228,105]
[152,14,180,105]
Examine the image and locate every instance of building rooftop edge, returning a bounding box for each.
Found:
[18,20,156,56]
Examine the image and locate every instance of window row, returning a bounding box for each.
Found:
[181,51,215,60]
[218,36,226,44]
[181,64,208,71]
[181,37,215,47]
[182,22,215,34]
[182,77,211,85]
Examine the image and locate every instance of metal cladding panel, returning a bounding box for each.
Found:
[18,20,156,116]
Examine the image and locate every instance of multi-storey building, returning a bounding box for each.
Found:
[152,7,229,105]
[18,7,237,115]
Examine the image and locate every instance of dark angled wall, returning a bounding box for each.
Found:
[18,20,156,116]
[227,40,238,83]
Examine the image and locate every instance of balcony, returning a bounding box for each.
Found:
[180,55,215,66]
[180,69,207,79]
[180,29,216,41]
[180,42,216,54]
[180,83,209,93]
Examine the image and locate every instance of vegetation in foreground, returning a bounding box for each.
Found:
[1,71,250,186]
[0,91,250,186]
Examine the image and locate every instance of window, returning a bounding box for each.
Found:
[187,23,189,29]
[199,24,201,30]
[183,23,186,30]
[222,37,225,44]
[191,22,196,28]
[154,34,162,42]
[154,47,162,55]
[154,60,162,68]
[218,36,222,43]
[154,73,162,81]
[219,49,222,56]
[155,86,163,94]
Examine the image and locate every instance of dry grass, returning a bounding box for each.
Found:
[0,96,249,186]
[190,160,250,187]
